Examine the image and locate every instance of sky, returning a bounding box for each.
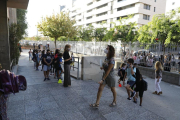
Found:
[26,0,180,37]
[26,0,72,37]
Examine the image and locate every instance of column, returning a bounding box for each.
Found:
[0,0,11,70]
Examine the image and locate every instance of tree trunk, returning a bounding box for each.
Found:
[54,38,57,50]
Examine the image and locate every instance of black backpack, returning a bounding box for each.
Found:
[142,80,148,91]
[132,67,140,83]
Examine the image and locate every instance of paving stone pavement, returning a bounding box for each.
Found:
[6,50,180,120]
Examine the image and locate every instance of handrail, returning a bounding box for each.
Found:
[10,59,15,72]
[90,62,101,67]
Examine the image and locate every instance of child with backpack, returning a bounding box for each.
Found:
[118,63,126,85]
[133,74,147,106]
[153,61,163,95]
[123,58,136,100]
[55,53,64,81]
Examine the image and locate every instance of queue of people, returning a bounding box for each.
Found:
[29,44,74,87]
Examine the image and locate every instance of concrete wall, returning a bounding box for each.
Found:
[81,56,105,82]
[0,0,11,70]
[138,66,180,86]
[116,61,180,86]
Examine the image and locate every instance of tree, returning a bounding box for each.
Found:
[9,9,28,64]
[138,8,180,53]
[78,25,94,41]
[37,12,78,49]
[93,22,107,41]
[112,15,139,52]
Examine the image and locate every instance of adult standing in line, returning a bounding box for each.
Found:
[63,45,72,87]
[90,45,117,108]
[33,43,35,49]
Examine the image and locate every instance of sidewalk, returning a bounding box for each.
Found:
[7,50,180,120]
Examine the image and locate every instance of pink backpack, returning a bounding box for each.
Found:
[0,70,27,95]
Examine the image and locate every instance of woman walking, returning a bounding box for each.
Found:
[63,45,72,87]
[153,61,163,95]
[90,45,117,108]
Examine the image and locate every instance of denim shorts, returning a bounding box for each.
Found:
[127,81,136,88]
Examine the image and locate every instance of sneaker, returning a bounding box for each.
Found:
[159,91,162,94]
[127,98,131,100]
[47,78,50,80]
[60,76,63,80]
[133,98,137,104]
[131,91,136,98]
[44,78,46,81]
[152,91,157,94]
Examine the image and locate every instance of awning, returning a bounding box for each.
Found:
[7,0,29,9]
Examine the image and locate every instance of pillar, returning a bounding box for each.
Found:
[0,0,11,70]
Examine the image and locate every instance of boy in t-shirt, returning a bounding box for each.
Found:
[43,49,53,81]
[123,58,136,100]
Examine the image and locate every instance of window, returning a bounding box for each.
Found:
[97,20,107,24]
[96,12,107,17]
[154,7,156,12]
[117,15,127,20]
[96,0,101,2]
[72,10,76,13]
[143,14,150,20]
[96,3,108,9]
[117,4,135,11]
[86,23,91,26]
[87,2,93,6]
[172,2,175,5]
[87,16,92,20]
[154,0,156,2]
[87,9,93,13]
[144,4,150,10]
[78,19,81,22]
[118,0,125,2]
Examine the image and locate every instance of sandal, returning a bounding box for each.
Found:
[109,102,116,107]
[90,103,99,108]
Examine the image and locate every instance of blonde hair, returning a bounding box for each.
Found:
[155,61,163,71]
[64,44,71,52]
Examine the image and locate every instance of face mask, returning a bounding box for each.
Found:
[68,48,71,51]
[104,49,108,54]
[127,63,130,68]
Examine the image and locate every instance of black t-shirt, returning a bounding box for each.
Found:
[63,51,71,65]
[44,54,52,65]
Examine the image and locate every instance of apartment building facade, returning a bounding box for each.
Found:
[166,0,180,13]
[68,0,166,29]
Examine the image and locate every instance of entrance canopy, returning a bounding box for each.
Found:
[7,0,29,9]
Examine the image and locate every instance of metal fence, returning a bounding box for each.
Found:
[21,40,180,73]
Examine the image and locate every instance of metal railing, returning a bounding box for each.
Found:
[90,62,101,67]
[10,59,16,72]
[62,57,80,79]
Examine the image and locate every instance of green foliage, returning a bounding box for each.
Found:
[37,12,78,48]
[78,25,94,41]
[138,7,180,46]
[17,9,28,40]
[9,9,28,64]
[112,15,138,43]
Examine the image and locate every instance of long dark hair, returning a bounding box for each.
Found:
[55,49,59,55]
[107,45,115,59]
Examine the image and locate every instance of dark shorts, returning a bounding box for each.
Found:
[56,66,62,71]
[127,81,136,88]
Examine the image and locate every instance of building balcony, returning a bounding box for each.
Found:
[113,7,139,18]
[85,0,112,11]
[114,0,140,9]
[95,6,110,15]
